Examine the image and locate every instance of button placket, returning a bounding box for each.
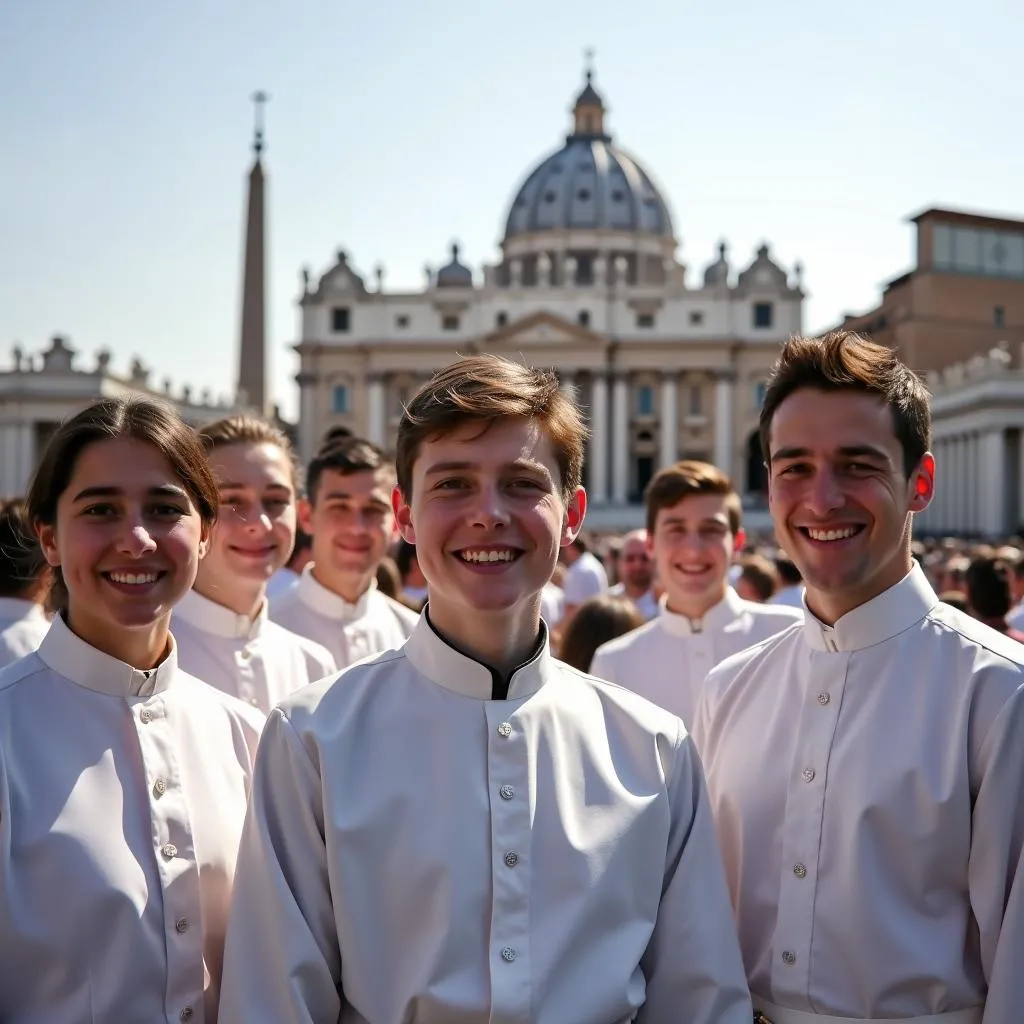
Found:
[485,703,531,1020]
[771,650,849,1002]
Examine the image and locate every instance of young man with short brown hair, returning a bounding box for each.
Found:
[694,331,1024,1022]
[220,354,752,1023]
[591,460,800,727]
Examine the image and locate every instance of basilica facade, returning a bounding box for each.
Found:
[292,71,804,527]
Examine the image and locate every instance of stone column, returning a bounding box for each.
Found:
[17,424,33,492]
[295,372,319,467]
[559,368,577,402]
[612,372,630,504]
[367,372,386,448]
[951,436,964,534]
[659,373,678,469]
[932,438,949,533]
[713,371,735,478]
[587,372,609,504]
[978,430,1006,536]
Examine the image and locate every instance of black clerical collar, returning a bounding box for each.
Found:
[423,607,547,700]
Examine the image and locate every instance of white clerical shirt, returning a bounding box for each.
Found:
[591,588,801,728]
[692,565,1024,1021]
[0,597,50,669]
[218,612,753,1023]
[270,564,419,669]
[0,615,264,1023]
[173,589,336,713]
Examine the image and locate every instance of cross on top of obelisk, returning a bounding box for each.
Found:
[251,90,270,157]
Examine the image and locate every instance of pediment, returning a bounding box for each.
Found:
[485,311,603,348]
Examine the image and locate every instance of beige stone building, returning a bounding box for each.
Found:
[840,208,1024,373]
[292,71,804,529]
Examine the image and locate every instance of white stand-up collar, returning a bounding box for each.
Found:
[658,587,746,637]
[403,607,555,700]
[802,564,939,652]
[176,588,266,641]
[296,563,376,621]
[36,614,178,698]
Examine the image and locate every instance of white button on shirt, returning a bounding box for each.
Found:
[219,614,752,1023]
[0,615,265,1023]
[173,589,336,713]
[591,588,802,728]
[269,565,419,669]
[0,597,50,669]
[693,565,1024,1020]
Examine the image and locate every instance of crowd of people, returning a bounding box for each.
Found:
[0,330,1020,1022]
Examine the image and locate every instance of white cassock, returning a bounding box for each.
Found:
[269,564,419,669]
[0,614,264,1024]
[172,589,336,713]
[218,612,753,1023]
[590,588,802,728]
[0,597,50,669]
[692,565,1024,1024]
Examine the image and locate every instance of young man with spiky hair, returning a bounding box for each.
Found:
[693,331,1024,1022]
[590,461,800,728]
[220,354,752,1023]
[269,436,418,668]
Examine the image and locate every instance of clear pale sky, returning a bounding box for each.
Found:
[2,0,1021,419]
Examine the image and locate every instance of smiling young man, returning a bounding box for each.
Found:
[691,332,1024,1023]
[590,462,800,728]
[219,354,753,1023]
[269,436,418,668]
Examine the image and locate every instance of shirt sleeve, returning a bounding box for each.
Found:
[218,708,342,1023]
[969,686,1024,1023]
[637,724,752,1023]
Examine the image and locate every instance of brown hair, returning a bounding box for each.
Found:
[306,436,391,505]
[737,554,780,602]
[759,331,931,477]
[558,594,645,673]
[0,498,49,599]
[965,557,1015,620]
[197,412,298,488]
[644,460,742,536]
[395,355,587,501]
[26,397,218,611]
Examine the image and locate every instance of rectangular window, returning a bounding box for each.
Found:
[441,315,460,331]
[981,231,1008,276]
[496,311,508,327]
[995,306,1006,328]
[636,384,654,417]
[332,307,351,332]
[689,311,705,325]
[753,302,774,328]
[689,384,702,416]
[1004,234,1024,277]
[577,310,591,327]
[636,313,655,329]
[754,380,768,409]
[953,228,981,272]
[395,314,410,329]
[933,224,953,269]
[575,254,594,285]
[332,384,349,414]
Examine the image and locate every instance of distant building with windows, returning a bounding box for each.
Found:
[840,207,1024,373]
[292,68,804,528]
[0,335,238,496]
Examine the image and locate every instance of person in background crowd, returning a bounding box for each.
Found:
[607,528,658,620]
[769,555,804,606]
[1006,558,1024,630]
[590,461,801,728]
[539,574,565,630]
[0,497,51,668]
[220,354,753,1023]
[172,415,336,712]
[394,538,429,609]
[939,589,969,613]
[374,555,402,599]
[940,553,970,597]
[694,331,1024,1021]
[734,552,780,603]
[0,397,262,1023]
[560,533,608,625]
[558,592,645,672]
[265,526,312,599]
[271,436,418,668]
[965,556,1024,642]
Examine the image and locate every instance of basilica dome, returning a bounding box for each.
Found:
[502,71,674,243]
